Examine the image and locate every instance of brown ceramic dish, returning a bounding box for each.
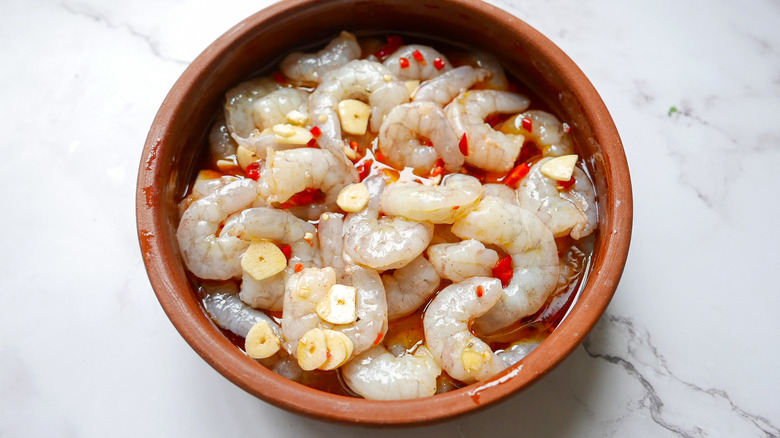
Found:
[136,0,632,426]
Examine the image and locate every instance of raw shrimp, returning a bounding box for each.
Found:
[412,66,491,106]
[482,183,518,205]
[343,175,433,270]
[445,90,530,173]
[423,277,506,383]
[427,239,499,283]
[224,76,283,139]
[383,45,452,80]
[281,266,388,358]
[258,147,358,207]
[208,117,237,161]
[462,52,509,91]
[341,345,441,400]
[252,87,310,130]
[234,207,322,311]
[500,110,575,157]
[177,178,259,280]
[380,174,482,224]
[383,255,440,319]
[199,282,282,339]
[280,31,361,86]
[377,101,463,173]
[516,157,598,239]
[317,212,347,279]
[178,175,239,216]
[451,196,560,334]
[496,340,542,367]
[309,60,409,159]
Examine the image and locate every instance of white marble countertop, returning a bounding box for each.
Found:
[2,0,779,436]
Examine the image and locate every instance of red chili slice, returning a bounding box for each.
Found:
[349,141,359,151]
[280,245,292,260]
[412,49,426,64]
[492,256,513,287]
[459,134,469,156]
[357,159,373,181]
[429,158,445,177]
[373,332,384,345]
[245,162,261,180]
[503,163,530,189]
[294,263,303,273]
[373,35,404,60]
[279,188,323,208]
[522,117,533,132]
[433,57,445,70]
[310,126,321,137]
[558,176,576,190]
[399,57,410,69]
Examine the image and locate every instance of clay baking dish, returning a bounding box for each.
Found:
[136,0,632,426]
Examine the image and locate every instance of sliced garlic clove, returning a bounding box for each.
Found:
[285,109,308,126]
[240,239,287,281]
[272,123,314,145]
[315,284,358,324]
[540,155,578,181]
[336,183,369,213]
[244,320,281,359]
[337,99,371,135]
[319,329,354,370]
[236,145,259,170]
[297,328,328,371]
[195,169,223,183]
[404,80,420,97]
[461,346,485,372]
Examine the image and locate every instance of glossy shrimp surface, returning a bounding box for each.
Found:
[178,32,597,400]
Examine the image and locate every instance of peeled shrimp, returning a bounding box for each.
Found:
[423,277,506,383]
[383,45,452,80]
[177,178,259,280]
[258,147,358,207]
[496,340,542,367]
[462,52,509,91]
[500,110,575,157]
[199,282,282,339]
[452,196,560,334]
[208,117,237,162]
[317,212,347,279]
[341,345,442,400]
[383,255,440,319]
[427,239,499,283]
[234,207,322,311]
[343,175,433,270]
[445,90,530,173]
[516,157,598,239]
[482,183,518,206]
[377,101,463,173]
[309,60,409,158]
[412,66,491,106]
[252,87,309,131]
[224,76,283,139]
[380,174,483,224]
[281,266,387,358]
[280,31,361,86]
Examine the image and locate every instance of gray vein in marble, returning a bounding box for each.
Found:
[60,2,189,66]
[583,314,780,438]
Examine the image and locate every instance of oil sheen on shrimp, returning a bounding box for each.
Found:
[341,345,442,400]
[452,196,560,334]
[383,45,452,80]
[445,90,530,173]
[199,282,282,340]
[378,101,464,173]
[224,76,284,139]
[423,277,506,383]
[500,110,575,157]
[309,60,409,159]
[177,178,259,280]
[280,31,361,86]
[343,175,433,270]
[383,255,440,319]
[252,87,310,131]
[259,147,358,207]
[516,157,598,239]
[234,207,322,311]
[412,66,491,107]
[380,174,483,224]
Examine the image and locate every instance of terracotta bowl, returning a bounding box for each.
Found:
[136,0,632,426]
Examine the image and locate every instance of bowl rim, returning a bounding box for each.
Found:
[136,0,632,426]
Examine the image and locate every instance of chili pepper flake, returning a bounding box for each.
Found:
[373,332,384,345]
[357,159,373,181]
[503,163,530,189]
[273,72,285,83]
[521,117,533,132]
[558,176,576,190]
[492,256,513,287]
[306,138,318,148]
[429,158,445,177]
[476,285,484,297]
[349,141,359,151]
[412,49,426,65]
[280,245,292,260]
[294,263,303,273]
[459,133,469,156]
[433,57,445,70]
[373,35,404,60]
[310,126,321,137]
[246,162,261,180]
[399,57,410,69]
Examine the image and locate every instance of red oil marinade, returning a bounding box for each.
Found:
[183,32,596,397]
